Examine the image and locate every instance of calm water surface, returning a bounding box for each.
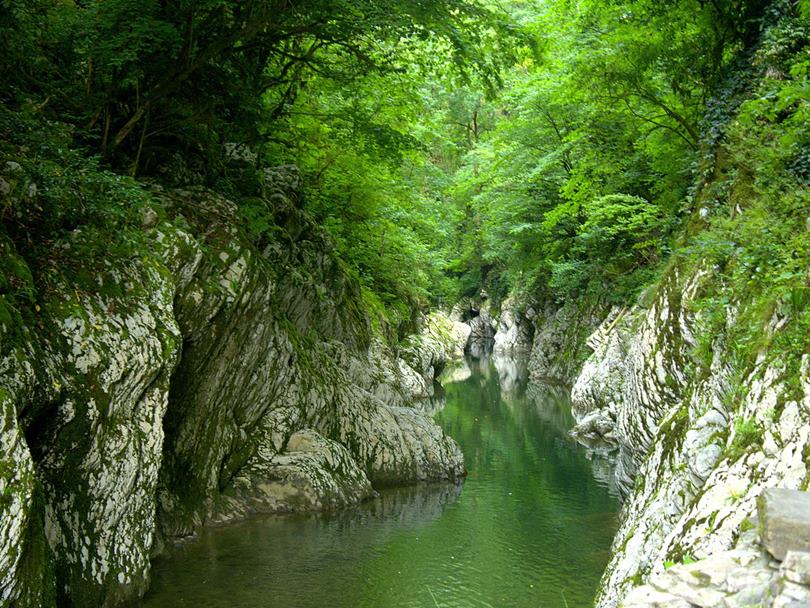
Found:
[142,356,620,608]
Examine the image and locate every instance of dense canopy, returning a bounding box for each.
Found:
[1,0,808,343]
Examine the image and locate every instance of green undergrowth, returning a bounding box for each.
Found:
[686,14,810,394]
[726,416,765,461]
[0,107,157,329]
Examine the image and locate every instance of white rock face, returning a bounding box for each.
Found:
[0,252,184,606]
[451,298,496,358]
[493,297,535,355]
[0,173,469,607]
[528,301,606,384]
[564,262,810,608]
[211,429,375,520]
[0,382,39,606]
[622,539,810,608]
[398,311,471,401]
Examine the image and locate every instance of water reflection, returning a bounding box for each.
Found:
[142,357,620,608]
[492,354,527,397]
[142,484,464,608]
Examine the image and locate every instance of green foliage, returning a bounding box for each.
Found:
[437,0,807,332]
[663,554,696,570]
[727,417,764,461]
[1,0,807,352]
[437,0,745,304]
[0,105,159,328]
[687,11,810,378]
[0,108,151,266]
[1,0,515,176]
[0,0,519,333]
[543,194,668,300]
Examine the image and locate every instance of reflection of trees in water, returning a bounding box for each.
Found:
[144,482,466,607]
[146,357,621,608]
[259,481,465,539]
[160,482,464,571]
[488,360,622,500]
[525,382,575,433]
[435,357,621,502]
[437,359,472,385]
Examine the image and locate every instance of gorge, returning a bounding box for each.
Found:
[2,1,809,607]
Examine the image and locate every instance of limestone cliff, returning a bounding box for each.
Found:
[0,168,466,607]
[492,297,606,385]
[497,252,808,608]
[569,258,810,608]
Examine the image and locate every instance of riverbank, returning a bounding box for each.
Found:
[0,173,468,607]
[141,355,620,608]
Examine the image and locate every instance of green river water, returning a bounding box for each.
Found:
[142,356,620,608]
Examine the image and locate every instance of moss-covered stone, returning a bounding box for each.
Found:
[1,167,467,607]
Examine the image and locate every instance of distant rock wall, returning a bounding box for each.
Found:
[492,297,535,355]
[526,301,606,385]
[451,298,495,358]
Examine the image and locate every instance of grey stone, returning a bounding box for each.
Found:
[759,489,810,560]
[723,581,771,607]
[528,300,606,384]
[140,206,159,228]
[211,430,375,520]
[4,160,22,173]
[621,585,694,608]
[781,551,810,586]
[772,579,810,608]
[466,306,495,356]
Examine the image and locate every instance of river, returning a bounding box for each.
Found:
[141,356,620,608]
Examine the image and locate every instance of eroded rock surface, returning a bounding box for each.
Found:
[493,297,536,355]
[622,499,810,608]
[0,169,467,607]
[528,301,606,385]
[562,261,810,608]
[451,298,495,358]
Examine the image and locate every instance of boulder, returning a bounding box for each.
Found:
[759,489,810,561]
[211,430,376,520]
